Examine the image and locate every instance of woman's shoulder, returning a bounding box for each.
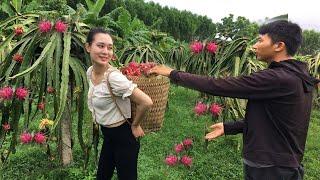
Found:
[108,66,120,73]
[104,67,137,96]
[108,66,123,75]
[104,67,128,81]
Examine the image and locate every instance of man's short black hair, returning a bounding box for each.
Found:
[259,20,302,56]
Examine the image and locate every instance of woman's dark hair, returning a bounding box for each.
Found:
[86,27,111,45]
[259,20,302,56]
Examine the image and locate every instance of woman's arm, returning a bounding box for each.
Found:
[129,88,153,137]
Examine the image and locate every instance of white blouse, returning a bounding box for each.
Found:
[87,66,137,126]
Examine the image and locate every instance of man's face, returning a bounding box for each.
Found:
[253,34,277,62]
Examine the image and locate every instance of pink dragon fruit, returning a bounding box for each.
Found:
[14,26,24,36]
[54,20,68,33]
[210,103,222,117]
[20,132,33,144]
[12,53,23,63]
[190,41,203,54]
[194,102,207,116]
[2,123,10,131]
[34,132,46,144]
[38,20,52,33]
[174,143,184,153]
[0,86,14,100]
[206,42,218,54]
[183,138,193,149]
[180,155,192,167]
[15,87,29,101]
[165,155,178,166]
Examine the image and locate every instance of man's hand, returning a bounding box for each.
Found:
[148,65,174,77]
[205,122,224,141]
[131,125,145,138]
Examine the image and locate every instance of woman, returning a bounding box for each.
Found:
[86,27,153,180]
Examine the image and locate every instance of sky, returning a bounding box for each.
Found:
[145,0,320,31]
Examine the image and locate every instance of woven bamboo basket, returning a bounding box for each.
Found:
[128,75,170,132]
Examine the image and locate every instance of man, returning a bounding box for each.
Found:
[149,20,320,179]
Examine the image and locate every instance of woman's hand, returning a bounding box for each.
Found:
[131,125,145,138]
[148,65,174,77]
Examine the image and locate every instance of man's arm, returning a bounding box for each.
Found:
[169,69,294,100]
[223,120,245,135]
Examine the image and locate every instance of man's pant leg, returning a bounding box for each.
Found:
[244,164,304,180]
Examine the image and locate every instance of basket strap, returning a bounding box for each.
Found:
[105,70,132,125]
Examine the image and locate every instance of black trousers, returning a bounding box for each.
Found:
[244,164,304,180]
[97,122,140,180]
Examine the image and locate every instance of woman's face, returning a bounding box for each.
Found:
[86,33,113,66]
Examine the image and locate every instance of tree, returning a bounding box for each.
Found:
[216,14,259,41]
[195,16,217,40]
[299,30,320,55]
[101,0,219,41]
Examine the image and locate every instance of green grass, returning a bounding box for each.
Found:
[0,86,319,179]
[303,110,320,180]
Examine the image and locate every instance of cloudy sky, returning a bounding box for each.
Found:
[145,0,319,31]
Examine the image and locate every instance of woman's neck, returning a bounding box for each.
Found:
[92,63,110,75]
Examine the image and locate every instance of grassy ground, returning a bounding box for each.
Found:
[1,86,319,179]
